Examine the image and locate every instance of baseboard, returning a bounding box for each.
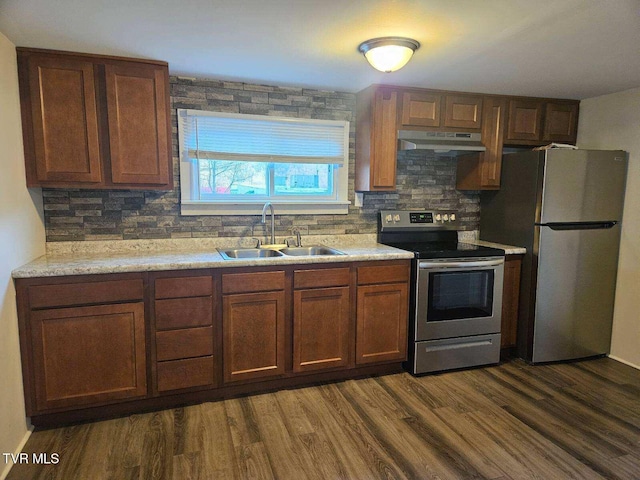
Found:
[0,428,33,480]
[608,354,640,371]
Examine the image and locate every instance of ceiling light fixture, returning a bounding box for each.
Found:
[358,37,420,73]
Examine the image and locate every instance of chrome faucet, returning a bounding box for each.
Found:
[261,202,275,245]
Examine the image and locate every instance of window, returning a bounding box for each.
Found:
[178,109,350,215]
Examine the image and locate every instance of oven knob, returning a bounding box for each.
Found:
[435,214,442,222]
[385,214,392,223]
[393,214,401,222]
[450,213,456,221]
[443,214,449,222]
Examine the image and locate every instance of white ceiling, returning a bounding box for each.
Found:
[1,0,639,99]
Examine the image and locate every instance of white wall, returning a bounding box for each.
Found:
[577,87,640,369]
[0,31,46,479]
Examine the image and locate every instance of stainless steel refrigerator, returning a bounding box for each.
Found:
[480,149,628,363]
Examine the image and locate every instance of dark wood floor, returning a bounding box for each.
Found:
[7,357,640,480]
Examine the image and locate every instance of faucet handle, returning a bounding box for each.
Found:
[251,237,262,248]
[291,228,302,247]
[284,237,296,247]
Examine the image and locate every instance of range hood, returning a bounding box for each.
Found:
[398,130,486,156]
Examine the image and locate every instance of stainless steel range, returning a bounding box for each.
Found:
[378,210,505,375]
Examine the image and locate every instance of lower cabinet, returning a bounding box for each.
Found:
[30,303,147,411]
[15,260,410,425]
[293,267,351,373]
[152,274,216,393]
[222,271,286,383]
[356,264,409,364]
[501,255,523,350]
[22,279,147,413]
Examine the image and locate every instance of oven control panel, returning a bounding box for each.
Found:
[410,212,433,223]
[380,210,459,230]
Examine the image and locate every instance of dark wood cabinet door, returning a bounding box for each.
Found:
[456,97,507,190]
[105,63,171,186]
[543,102,579,143]
[507,99,544,142]
[444,94,483,130]
[355,86,398,192]
[479,98,507,187]
[501,255,523,349]
[30,302,146,412]
[293,286,350,373]
[356,282,408,365]
[401,91,441,127]
[223,291,286,383]
[26,55,102,184]
[371,88,398,190]
[18,48,172,190]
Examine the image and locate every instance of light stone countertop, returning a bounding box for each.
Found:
[12,235,414,278]
[463,239,527,255]
[12,234,525,278]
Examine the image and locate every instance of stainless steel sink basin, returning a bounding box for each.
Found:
[279,246,344,256]
[218,245,344,260]
[218,248,284,260]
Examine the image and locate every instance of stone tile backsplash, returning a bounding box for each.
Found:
[42,77,479,242]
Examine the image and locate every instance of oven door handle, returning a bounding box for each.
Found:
[418,259,504,269]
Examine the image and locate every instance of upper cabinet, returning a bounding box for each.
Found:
[542,102,579,143]
[24,55,103,185]
[506,99,544,143]
[506,98,579,145]
[356,84,580,192]
[357,87,486,192]
[104,64,171,187]
[17,48,173,190]
[355,85,399,191]
[400,91,441,127]
[443,94,483,130]
[456,97,507,190]
[400,92,483,130]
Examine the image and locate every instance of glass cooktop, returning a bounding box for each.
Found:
[381,241,505,259]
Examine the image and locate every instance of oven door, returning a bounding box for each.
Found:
[415,257,504,341]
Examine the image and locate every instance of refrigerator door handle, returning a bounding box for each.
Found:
[537,221,618,231]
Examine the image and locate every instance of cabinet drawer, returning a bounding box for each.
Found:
[155,296,212,330]
[414,334,500,373]
[157,356,214,392]
[29,279,143,309]
[156,326,214,361]
[357,264,409,285]
[222,271,285,294]
[155,276,212,299]
[294,268,350,289]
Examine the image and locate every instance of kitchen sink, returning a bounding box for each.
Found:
[218,248,284,260]
[278,246,344,256]
[218,245,344,260]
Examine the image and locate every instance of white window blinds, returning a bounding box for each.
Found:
[178,109,348,165]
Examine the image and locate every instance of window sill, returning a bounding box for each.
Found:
[181,200,351,216]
